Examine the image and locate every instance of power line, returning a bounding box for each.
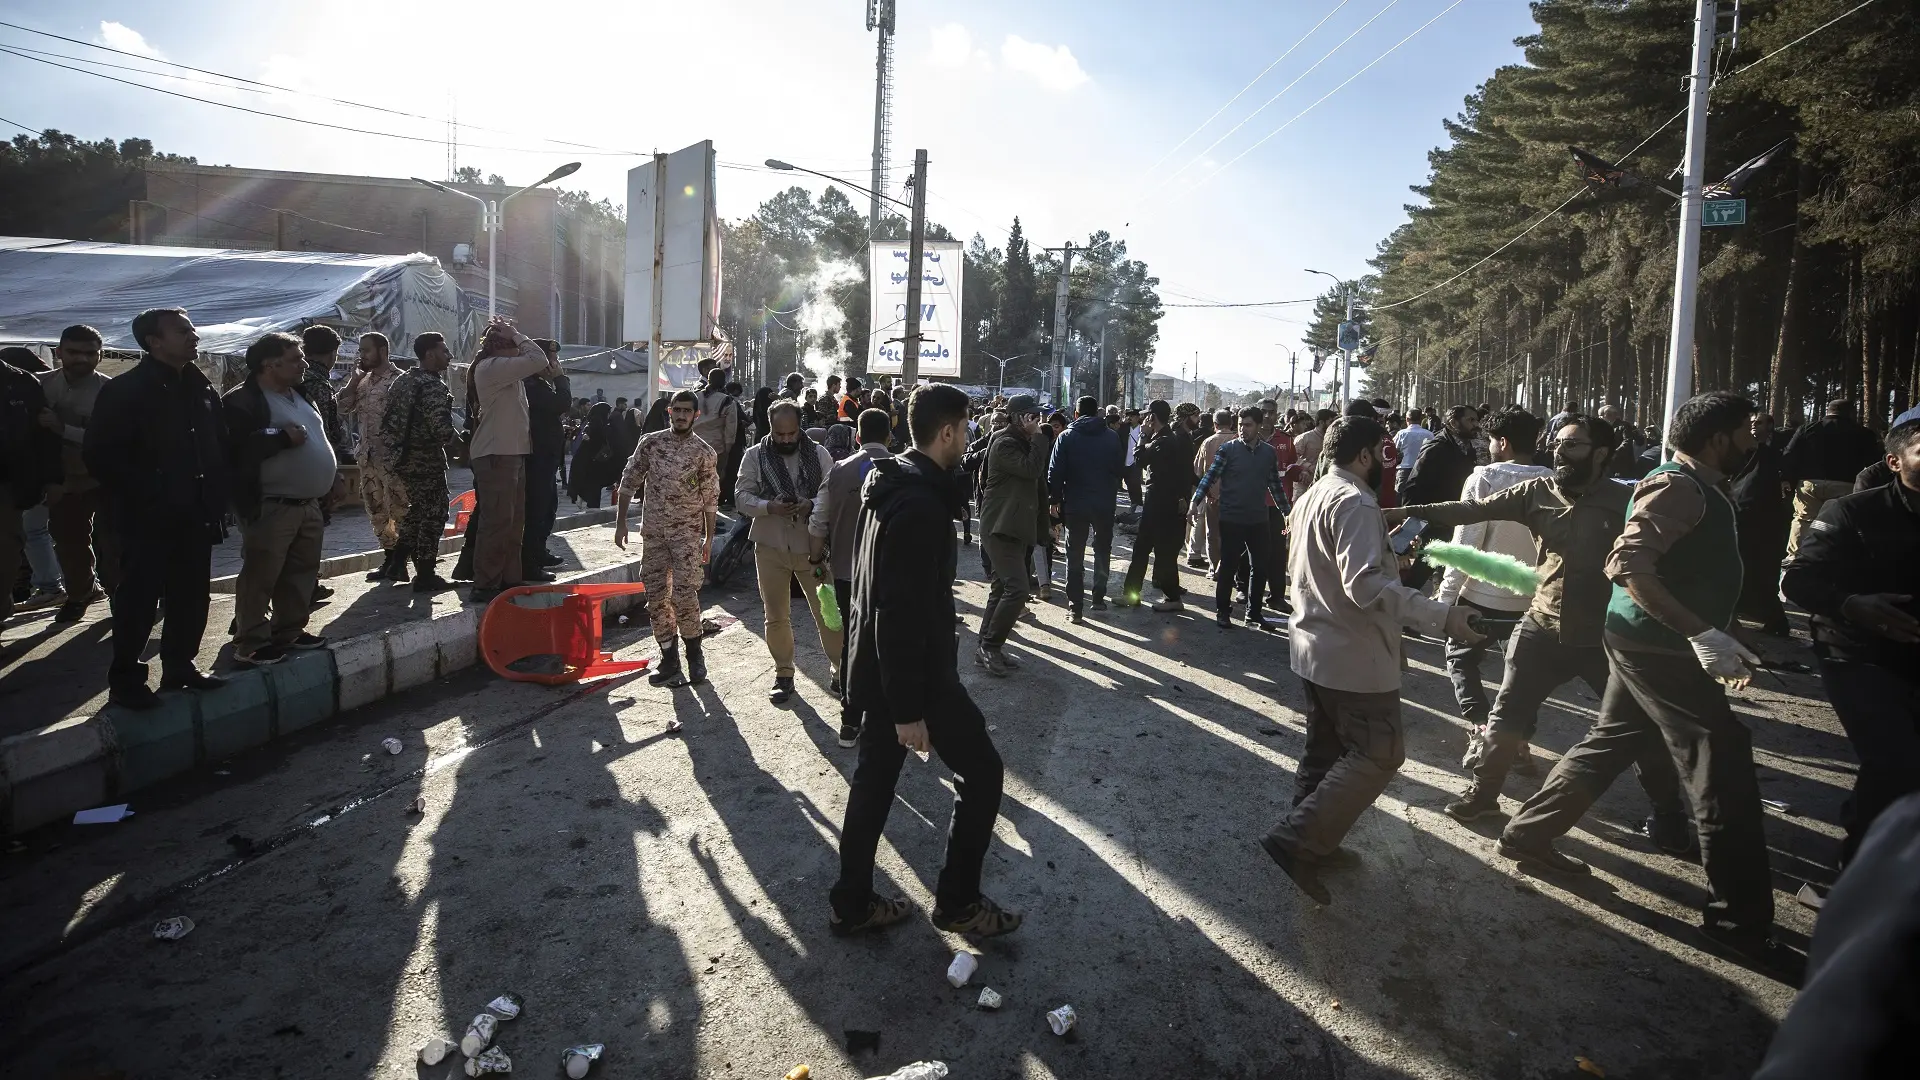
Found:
[1720,0,1880,81]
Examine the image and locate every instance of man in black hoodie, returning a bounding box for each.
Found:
[829,384,1023,940]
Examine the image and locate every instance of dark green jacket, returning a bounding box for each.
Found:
[1606,459,1743,650]
[979,429,1045,543]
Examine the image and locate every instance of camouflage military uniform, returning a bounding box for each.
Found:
[380,368,455,566]
[299,364,349,458]
[339,361,408,550]
[620,428,719,642]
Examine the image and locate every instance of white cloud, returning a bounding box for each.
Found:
[999,35,1089,91]
[929,23,973,68]
[96,21,161,58]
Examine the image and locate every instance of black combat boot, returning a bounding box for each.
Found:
[649,638,683,686]
[682,636,707,685]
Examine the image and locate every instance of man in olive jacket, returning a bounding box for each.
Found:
[975,393,1046,674]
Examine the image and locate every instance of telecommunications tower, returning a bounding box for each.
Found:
[866,0,895,238]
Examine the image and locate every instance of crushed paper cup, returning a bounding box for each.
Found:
[484,992,524,1020]
[977,986,1003,1010]
[464,1045,512,1075]
[418,1036,457,1066]
[152,916,194,941]
[460,1012,498,1057]
[561,1043,604,1078]
[1046,1004,1077,1036]
[945,951,977,987]
[383,737,404,755]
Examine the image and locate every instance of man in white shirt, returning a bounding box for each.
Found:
[465,319,558,604]
[1261,414,1482,905]
[1393,410,1435,493]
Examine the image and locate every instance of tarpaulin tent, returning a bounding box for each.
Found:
[0,237,486,369]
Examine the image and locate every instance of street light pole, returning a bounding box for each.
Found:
[1661,0,1717,445]
[1305,268,1352,407]
[1277,344,1297,411]
[414,162,579,323]
[983,351,1024,399]
[901,148,929,387]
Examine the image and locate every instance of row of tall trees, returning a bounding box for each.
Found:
[718,188,1164,399]
[1350,0,1920,428]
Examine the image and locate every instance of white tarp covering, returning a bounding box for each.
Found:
[0,237,485,359]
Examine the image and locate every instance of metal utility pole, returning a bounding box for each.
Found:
[1342,288,1355,405]
[866,1,895,240]
[1099,319,1120,407]
[1048,242,1075,406]
[1661,0,1716,442]
[900,149,930,387]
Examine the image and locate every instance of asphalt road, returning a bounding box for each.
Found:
[2,527,1836,1079]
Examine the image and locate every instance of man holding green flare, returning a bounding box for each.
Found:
[1386,412,1691,852]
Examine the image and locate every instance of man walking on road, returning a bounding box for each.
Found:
[1191,407,1290,630]
[1122,399,1193,611]
[37,324,116,624]
[615,390,718,688]
[1498,392,1789,967]
[976,393,1047,675]
[1187,409,1233,571]
[1390,414,1690,844]
[810,407,894,747]
[1732,411,1790,635]
[381,333,458,592]
[222,332,336,666]
[339,332,408,580]
[1782,417,1920,868]
[1047,396,1124,623]
[830,384,1022,940]
[85,308,231,708]
[738,399,841,705]
[1261,415,1483,904]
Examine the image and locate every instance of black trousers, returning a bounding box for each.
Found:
[831,690,1004,920]
[1125,462,1144,508]
[1123,508,1185,601]
[1819,658,1920,867]
[1442,599,1521,723]
[1063,510,1114,610]
[109,507,214,690]
[721,442,746,506]
[521,452,562,573]
[834,579,858,727]
[1215,518,1268,617]
[1506,643,1773,935]
[1736,511,1789,630]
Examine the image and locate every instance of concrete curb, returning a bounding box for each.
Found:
[208,507,616,593]
[0,557,646,836]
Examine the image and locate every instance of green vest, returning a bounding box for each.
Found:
[1605,460,1743,649]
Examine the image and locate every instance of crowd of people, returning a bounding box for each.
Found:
[9,322,1920,1022]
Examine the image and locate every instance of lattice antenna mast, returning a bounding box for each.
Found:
[446,91,459,182]
[867,0,895,239]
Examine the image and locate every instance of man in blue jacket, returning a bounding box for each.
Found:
[1048,396,1124,623]
[1191,406,1290,630]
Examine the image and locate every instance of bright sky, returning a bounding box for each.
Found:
[0,0,1536,391]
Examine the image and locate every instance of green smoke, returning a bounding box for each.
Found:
[1421,540,1541,596]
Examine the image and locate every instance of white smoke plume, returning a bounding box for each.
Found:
[793,258,864,389]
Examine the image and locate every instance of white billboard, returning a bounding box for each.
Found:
[868,239,964,378]
[624,140,721,346]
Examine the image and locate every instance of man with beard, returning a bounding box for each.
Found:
[1498,393,1789,969]
[1190,407,1290,630]
[381,333,458,592]
[1264,415,1483,904]
[738,398,840,704]
[614,390,718,688]
[830,385,1022,940]
[975,394,1046,675]
[1388,414,1690,846]
[339,332,409,580]
[38,324,116,623]
[1122,399,1195,610]
[1400,405,1480,513]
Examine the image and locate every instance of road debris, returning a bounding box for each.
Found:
[1575,1055,1605,1077]
[1046,1004,1077,1036]
[560,1043,603,1078]
[418,1036,457,1066]
[461,1012,498,1057]
[72,804,132,824]
[382,737,404,755]
[977,987,1003,1010]
[152,916,194,941]
[464,1045,511,1075]
[784,1066,811,1080]
[667,718,684,733]
[869,1064,948,1080]
[945,950,977,987]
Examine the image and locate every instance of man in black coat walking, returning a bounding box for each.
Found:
[1733,411,1790,635]
[829,385,1022,940]
[1122,399,1195,612]
[0,351,63,636]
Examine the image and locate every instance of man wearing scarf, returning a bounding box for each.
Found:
[738,398,842,704]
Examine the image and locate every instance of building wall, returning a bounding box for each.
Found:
[137,164,622,347]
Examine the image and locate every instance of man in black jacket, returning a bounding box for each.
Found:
[1733,411,1790,635]
[1,352,63,636]
[521,338,567,580]
[829,384,1022,940]
[222,332,338,666]
[1400,405,1480,515]
[1783,399,1883,560]
[1122,399,1194,612]
[85,308,231,708]
[1781,417,1920,867]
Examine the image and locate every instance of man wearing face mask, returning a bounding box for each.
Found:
[1388,414,1690,847]
[1499,393,1791,970]
[738,398,841,704]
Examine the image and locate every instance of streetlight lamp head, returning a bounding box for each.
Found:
[765,159,794,170]
[412,177,450,192]
[541,162,582,184]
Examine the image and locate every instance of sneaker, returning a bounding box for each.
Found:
[232,646,286,667]
[769,676,795,704]
[53,600,88,624]
[829,895,917,938]
[1641,814,1698,858]
[1259,834,1331,904]
[998,649,1021,671]
[310,584,335,603]
[1069,608,1085,625]
[1512,743,1541,777]
[1443,785,1504,822]
[837,722,860,748]
[1151,598,1185,613]
[282,633,329,650]
[541,551,564,567]
[107,684,163,711]
[974,646,1010,677]
[1090,597,1108,611]
[1246,614,1270,632]
[1496,837,1590,875]
[1186,555,1207,569]
[1217,610,1233,628]
[18,588,65,612]
[829,673,844,696]
[931,894,1023,938]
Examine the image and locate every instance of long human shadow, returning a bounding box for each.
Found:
[670,681,1401,1078]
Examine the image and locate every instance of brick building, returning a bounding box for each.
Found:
[133,162,623,347]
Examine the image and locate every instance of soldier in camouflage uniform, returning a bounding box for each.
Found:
[615,389,718,687]
[381,332,458,592]
[338,331,410,579]
[298,325,350,461]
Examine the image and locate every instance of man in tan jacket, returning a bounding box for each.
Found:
[739,399,841,705]
[465,319,558,604]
